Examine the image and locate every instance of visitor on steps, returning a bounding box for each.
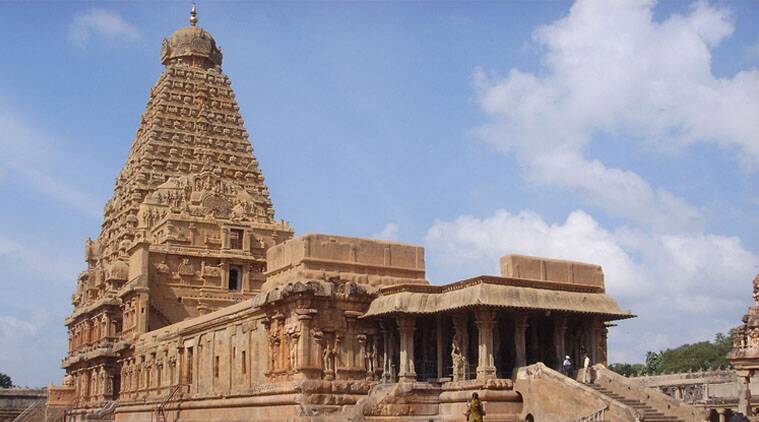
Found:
[562,355,573,376]
[582,353,592,383]
[464,392,485,422]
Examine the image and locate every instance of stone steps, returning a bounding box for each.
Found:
[588,384,684,422]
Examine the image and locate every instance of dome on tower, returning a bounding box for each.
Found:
[160,5,223,68]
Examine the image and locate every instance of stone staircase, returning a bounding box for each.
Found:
[587,383,683,422]
[587,364,705,422]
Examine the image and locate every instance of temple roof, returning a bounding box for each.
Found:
[362,276,634,320]
[160,5,222,68]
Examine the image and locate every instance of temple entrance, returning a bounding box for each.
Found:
[495,312,516,378]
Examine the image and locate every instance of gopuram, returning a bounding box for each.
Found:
[46,8,707,422]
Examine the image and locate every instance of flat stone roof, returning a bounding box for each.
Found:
[362,276,634,320]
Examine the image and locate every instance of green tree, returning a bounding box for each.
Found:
[645,351,662,375]
[0,373,12,388]
[656,332,732,373]
[608,363,645,377]
[609,332,734,377]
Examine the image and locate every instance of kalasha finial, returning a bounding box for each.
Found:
[190,3,198,27]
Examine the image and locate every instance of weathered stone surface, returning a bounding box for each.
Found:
[500,254,605,291]
[263,234,427,291]
[0,388,46,422]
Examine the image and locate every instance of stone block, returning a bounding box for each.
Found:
[263,234,427,290]
[500,254,604,290]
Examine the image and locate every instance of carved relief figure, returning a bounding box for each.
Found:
[452,333,466,382]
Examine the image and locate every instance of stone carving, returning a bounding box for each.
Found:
[452,335,465,382]
[178,258,195,276]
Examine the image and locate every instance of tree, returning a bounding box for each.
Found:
[0,372,12,388]
[645,351,662,375]
[609,332,733,376]
[608,363,646,377]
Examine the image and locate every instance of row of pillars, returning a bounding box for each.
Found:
[394,309,605,382]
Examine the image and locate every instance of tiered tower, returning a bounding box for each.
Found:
[60,8,293,411]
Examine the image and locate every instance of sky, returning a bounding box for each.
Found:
[0,0,757,387]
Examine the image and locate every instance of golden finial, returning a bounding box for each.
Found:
[190,3,198,27]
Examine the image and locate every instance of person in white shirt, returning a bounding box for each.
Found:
[582,353,591,383]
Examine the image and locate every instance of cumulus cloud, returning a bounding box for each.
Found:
[475,0,759,231]
[69,8,141,47]
[425,208,758,362]
[371,223,400,240]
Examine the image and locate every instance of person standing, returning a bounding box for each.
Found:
[583,353,592,383]
[562,355,573,376]
[464,392,485,422]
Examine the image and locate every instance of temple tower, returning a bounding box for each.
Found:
[61,8,292,412]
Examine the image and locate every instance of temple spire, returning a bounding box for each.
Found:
[190,3,198,27]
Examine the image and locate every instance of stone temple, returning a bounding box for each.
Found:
[41,9,709,422]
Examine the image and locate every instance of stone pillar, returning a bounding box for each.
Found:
[737,369,752,417]
[357,334,368,376]
[717,408,726,422]
[381,325,391,381]
[514,314,529,371]
[590,317,602,365]
[397,316,416,382]
[554,316,568,371]
[452,314,469,380]
[221,227,230,250]
[297,316,312,370]
[475,309,497,380]
[436,315,444,379]
[242,229,250,251]
[599,324,608,366]
[136,292,150,334]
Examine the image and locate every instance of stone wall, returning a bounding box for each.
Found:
[0,388,46,422]
[263,234,427,291]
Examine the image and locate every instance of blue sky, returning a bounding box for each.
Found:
[0,1,757,387]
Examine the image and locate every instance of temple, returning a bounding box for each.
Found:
[45,9,709,422]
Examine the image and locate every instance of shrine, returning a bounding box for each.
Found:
[44,8,692,422]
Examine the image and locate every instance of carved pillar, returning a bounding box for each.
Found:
[221,227,230,250]
[381,325,390,381]
[396,316,416,382]
[475,308,497,380]
[436,315,444,379]
[737,370,752,417]
[242,229,250,251]
[554,316,567,371]
[452,313,469,380]
[296,311,316,376]
[357,334,368,374]
[345,312,359,370]
[514,314,529,372]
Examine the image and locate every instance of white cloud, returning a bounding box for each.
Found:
[371,223,400,240]
[69,8,141,47]
[425,208,758,363]
[475,0,759,231]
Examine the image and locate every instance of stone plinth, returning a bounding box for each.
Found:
[263,234,428,290]
[500,254,605,291]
